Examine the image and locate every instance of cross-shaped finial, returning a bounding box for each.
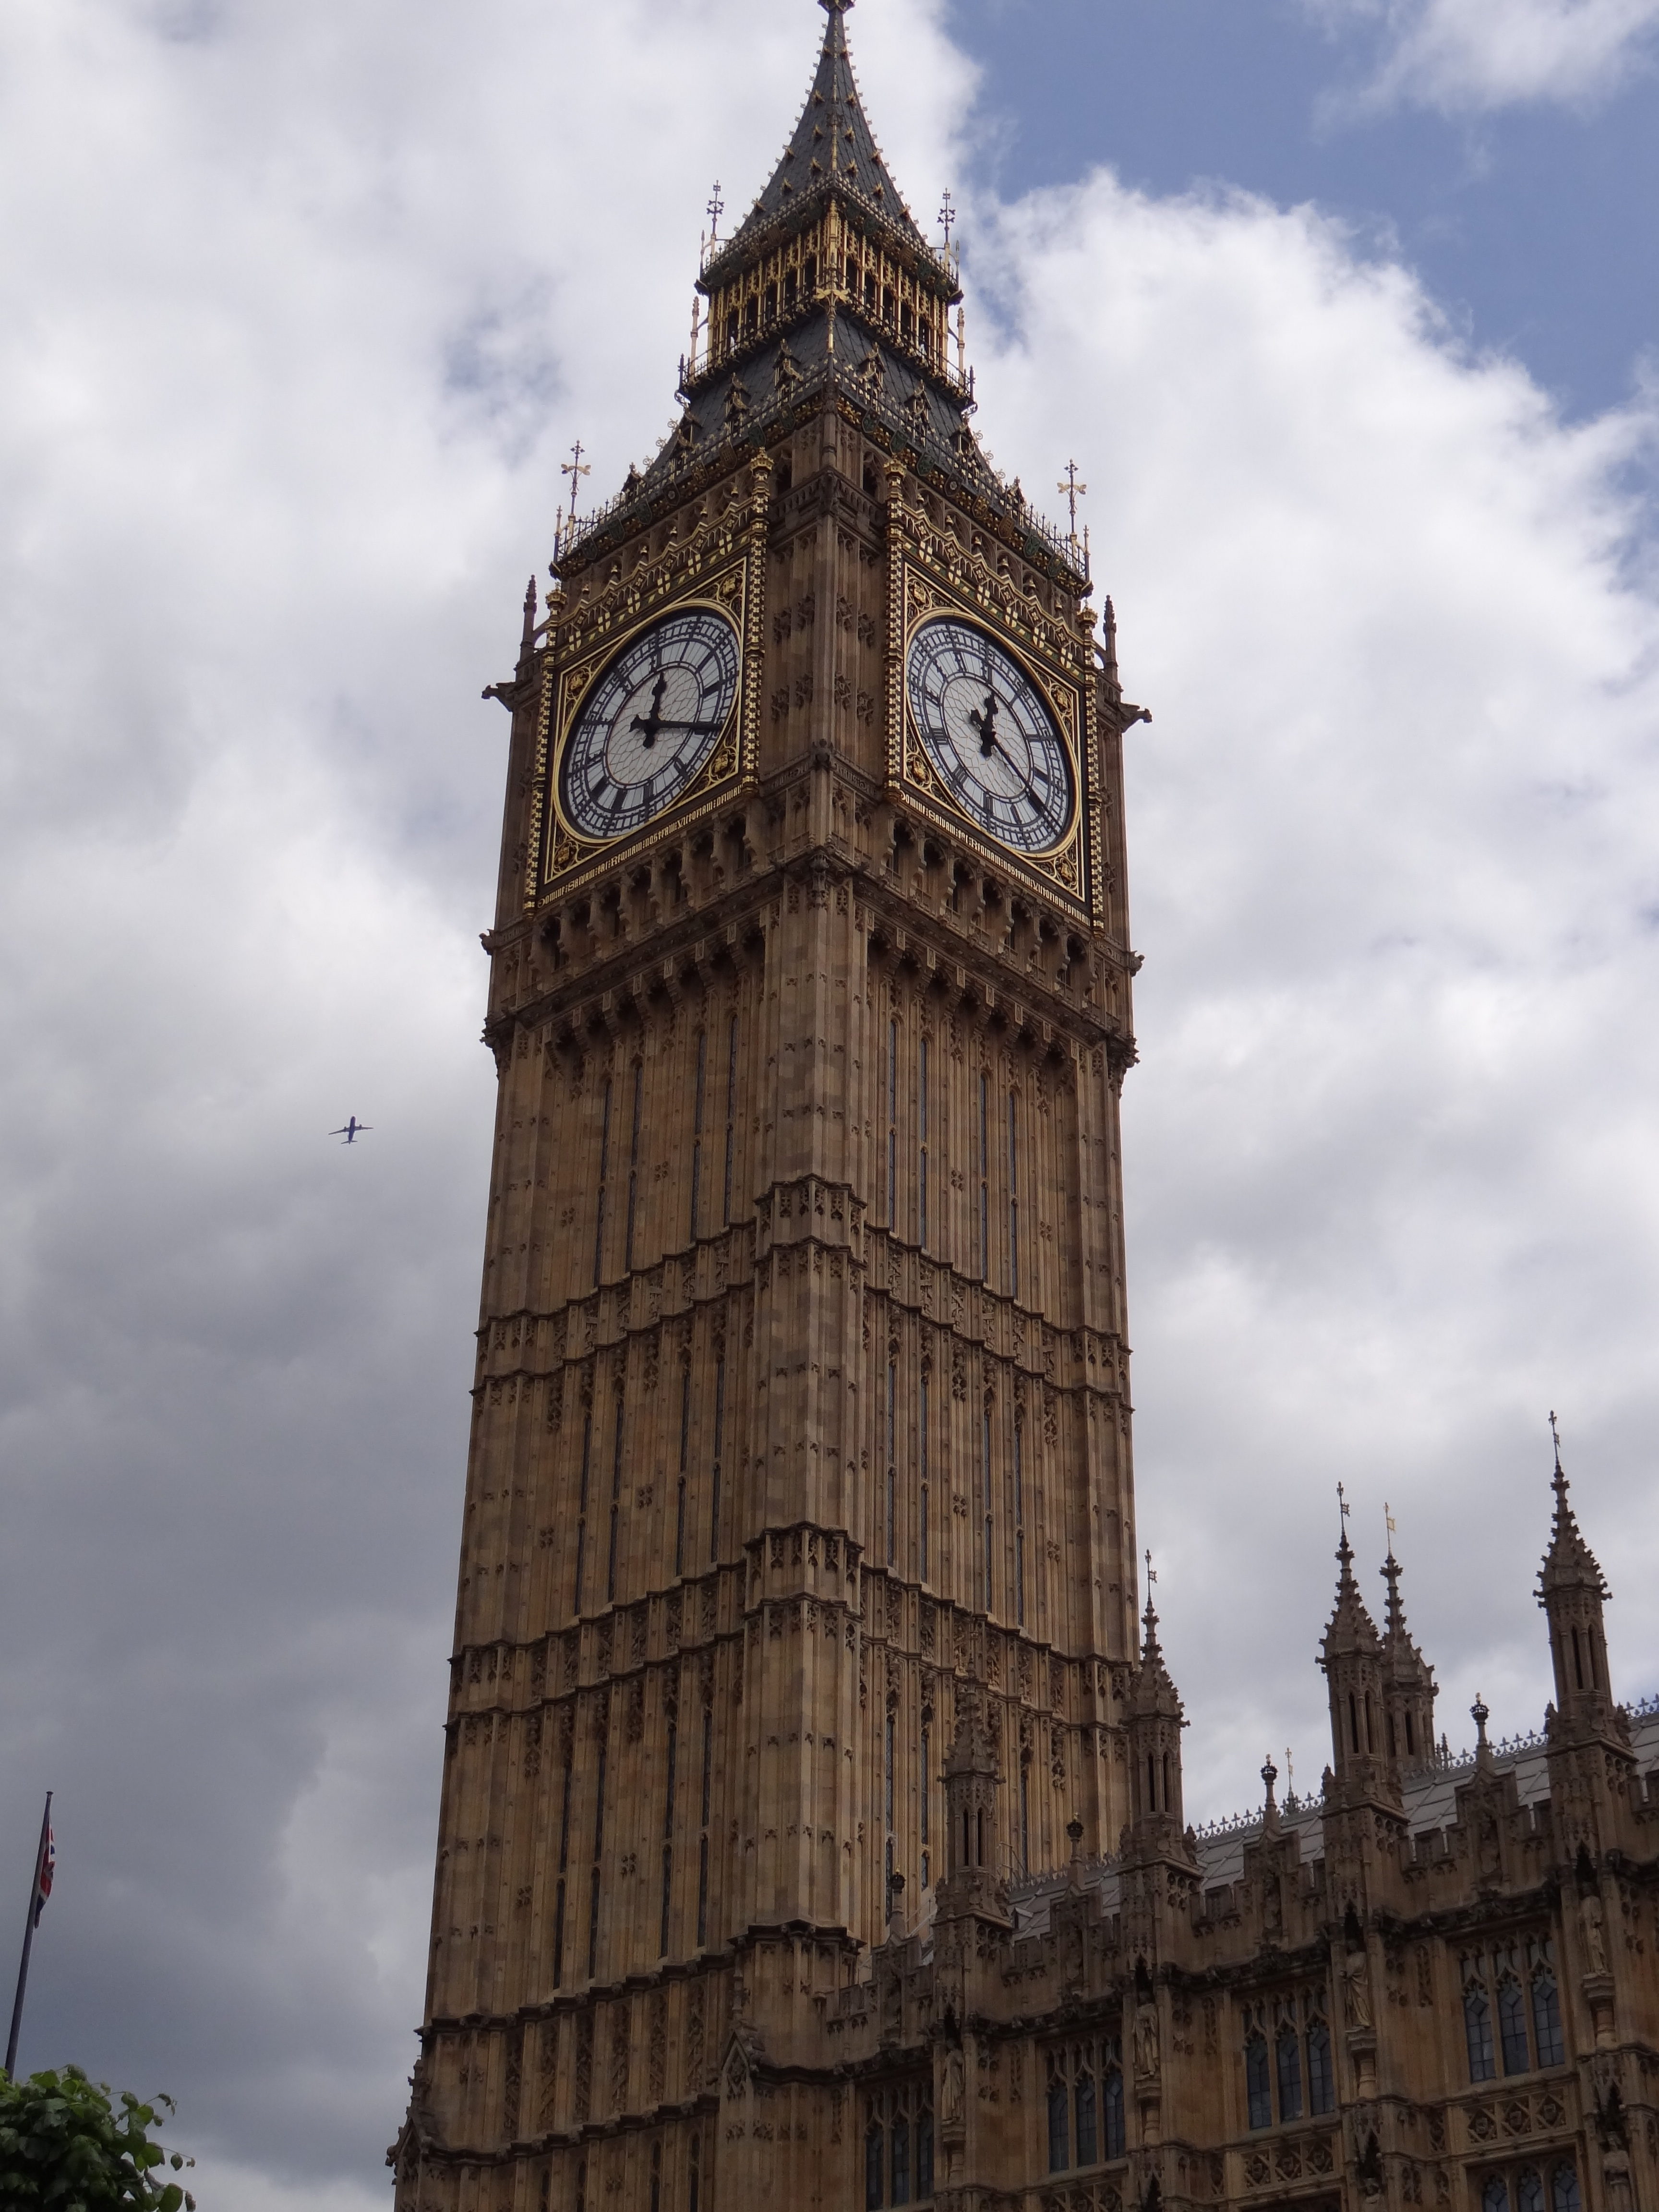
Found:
[1145,1547,1157,1586]
[1337,1481,1350,1523]
[561,438,591,521]
[1549,1408,1563,1474]
[938,190,956,252]
[1057,459,1088,548]
[706,180,725,244]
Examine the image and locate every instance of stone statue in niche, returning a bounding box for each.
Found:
[1134,1998,1160,2082]
[1342,1944,1374,2032]
[940,2045,965,2134]
[1581,1889,1609,1975]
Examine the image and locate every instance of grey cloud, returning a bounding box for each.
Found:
[2,2,1655,2205]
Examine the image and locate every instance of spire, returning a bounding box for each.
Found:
[1140,1550,1164,1666]
[718,0,932,262]
[1318,1487,1400,1811]
[1536,1415,1619,1748]
[1321,1487,1382,1662]
[1378,1505,1438,1769]
[1538,1411,1610,1603]
[1124,1555,1193,1863]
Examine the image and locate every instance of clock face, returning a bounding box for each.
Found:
[559,605,741,841]
[906,616,1075,855]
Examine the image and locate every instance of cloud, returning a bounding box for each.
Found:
[964,168,1659,1797]
[1307,0,1659,112]
[0,0,1655,2204]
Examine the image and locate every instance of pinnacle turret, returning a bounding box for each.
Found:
[1318,1494,1399,1811]
[1537,1416,1618,1747]
[1123,1561,1193,1862]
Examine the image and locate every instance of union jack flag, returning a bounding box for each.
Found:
[33,1827,54,1926]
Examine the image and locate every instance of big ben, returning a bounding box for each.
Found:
[394,3,1149,2204]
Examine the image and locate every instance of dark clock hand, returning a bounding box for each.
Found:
[647,718,726,738]
[966,689,1040,797]
[967,689,1001,755]
[629,672,671,748]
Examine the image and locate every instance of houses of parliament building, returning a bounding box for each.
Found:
[390,6,1659,2208]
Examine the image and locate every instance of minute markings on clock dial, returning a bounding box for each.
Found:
[905,616,1075,855]
[559,606,741,841]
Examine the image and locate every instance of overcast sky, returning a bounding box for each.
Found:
[2,1,1656,2204]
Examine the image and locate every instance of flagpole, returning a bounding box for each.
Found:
[5,1791,52,2080]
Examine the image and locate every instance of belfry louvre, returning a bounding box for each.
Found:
[390,6,1659,2208]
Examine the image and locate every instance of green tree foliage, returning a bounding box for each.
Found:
[0,2066,195,2210]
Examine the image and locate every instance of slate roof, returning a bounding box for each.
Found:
[720,0,931,264]
[996,1698,1659,1944]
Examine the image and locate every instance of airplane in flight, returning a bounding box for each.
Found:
[330,1118,373,1145]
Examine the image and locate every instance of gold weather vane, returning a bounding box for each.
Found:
[561,439,591,522]
[699,181,724,276]
[1058,459,1088,553]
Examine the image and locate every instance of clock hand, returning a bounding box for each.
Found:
[628,672,671,748]
[966,689,1001,756]
[965,688,1043,798]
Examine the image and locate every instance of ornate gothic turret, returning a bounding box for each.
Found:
[1538,1419,1619,1748]
[938,1678,1009,1925]
[1379,1531,1437,1771]
[1122,1583,1193,1866]
[562,0,1084,597]
[1319,1507,1400,1813]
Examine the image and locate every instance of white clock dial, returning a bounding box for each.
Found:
[906,616,1075,855]
[560,606,740,841]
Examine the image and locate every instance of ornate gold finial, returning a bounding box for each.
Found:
[560,438,591,524]
[1057,459,1088,553]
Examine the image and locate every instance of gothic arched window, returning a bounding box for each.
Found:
[1245,2030,1271,2130]
[890,2114,911,2207]
[1482,2181,1510,2212]
[1047,2070,1070,2172]
[1074,2069,1097,2167]
[1307,2015,1335,2115]
[1275,2022,1303,2123]
[1497,1973,1530,2074]
[1104,2063,1126,2160]
[866,2119,885,2210]
[1531,1967,1564,2068]
[1550,2165,1581,2212]
[1515,2169,1543,2212]
[1464,1979,1496,2082]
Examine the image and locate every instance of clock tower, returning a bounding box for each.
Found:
[394,3,1147,2203]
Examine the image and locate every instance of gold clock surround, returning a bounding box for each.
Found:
[528,538,766,904]
[889,543,1093,910]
